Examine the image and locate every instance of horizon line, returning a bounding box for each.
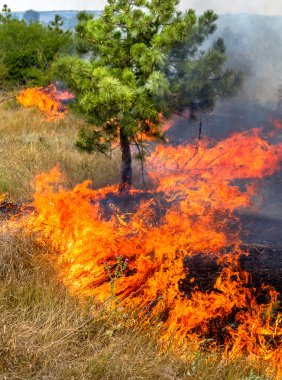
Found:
[10,10,282,17]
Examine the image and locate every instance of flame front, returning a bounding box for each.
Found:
[17,84,74,121]
[18,123,282,378]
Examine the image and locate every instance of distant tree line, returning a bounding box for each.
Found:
[23,9,40,23]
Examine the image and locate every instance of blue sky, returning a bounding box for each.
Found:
[8,0,282,15]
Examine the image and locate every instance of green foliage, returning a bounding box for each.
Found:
[48,14,64,33]
[0,56,7,86]
[161,36,243,118]
[75,126,110,154]
[0,5,72,87]
[53,0,242,161]
[105,256,128,301]
[75,11,95,54]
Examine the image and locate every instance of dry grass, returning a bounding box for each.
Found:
[0,95,271,379]
[0,95,122,201]
[0,226,269,380]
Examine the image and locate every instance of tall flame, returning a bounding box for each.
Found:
[13,122,282,378]
[17,84,74,121]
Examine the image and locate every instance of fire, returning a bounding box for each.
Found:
[9,122,282,378]
[272,119,282,130]
[17,84,74,121]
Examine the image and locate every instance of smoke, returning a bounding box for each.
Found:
[179,0,282,16]
[214,14,282,104]
[167,13,282,142]
[164,13,282,245]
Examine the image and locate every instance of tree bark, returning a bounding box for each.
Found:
[119,126,132,192]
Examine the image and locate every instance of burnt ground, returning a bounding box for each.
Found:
[181,246,282,304]
[0,201,33,220]
[0,201,22,219]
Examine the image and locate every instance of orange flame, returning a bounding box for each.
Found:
[13,121,282,378]
[17,84,74,121]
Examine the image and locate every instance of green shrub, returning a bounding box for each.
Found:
[0,12,72,87]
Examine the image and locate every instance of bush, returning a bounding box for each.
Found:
[0,18,72,87]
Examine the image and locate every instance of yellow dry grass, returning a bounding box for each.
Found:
[0,95,121,201]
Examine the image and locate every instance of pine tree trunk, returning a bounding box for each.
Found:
[119,126,132,192]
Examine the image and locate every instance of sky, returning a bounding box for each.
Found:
[9,0,282,15]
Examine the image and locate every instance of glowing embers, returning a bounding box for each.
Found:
[17,84,74,121]
[21,122,282,378]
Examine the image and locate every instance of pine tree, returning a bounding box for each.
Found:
[48,14,64,33]
[0,4,11,23]
[54,0,242,190]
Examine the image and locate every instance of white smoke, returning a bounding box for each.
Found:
[179,0,282,15]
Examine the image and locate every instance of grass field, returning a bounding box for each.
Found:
[0,96,121,201]
[0,97,272,379]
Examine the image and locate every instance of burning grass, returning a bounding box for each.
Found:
[16,84,74,121]
[0,225,271,379]
[2,121,280,379]
[1,92,281,379]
